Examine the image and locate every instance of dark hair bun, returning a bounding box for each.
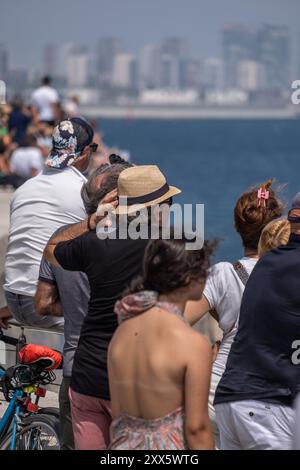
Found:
[124,234,217,296]
[109,154,126,164]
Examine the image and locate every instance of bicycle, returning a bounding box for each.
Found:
[0,330,62,450]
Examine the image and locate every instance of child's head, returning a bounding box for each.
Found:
[258,218,290,256]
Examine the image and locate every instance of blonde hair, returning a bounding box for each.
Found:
[258,218,291,256]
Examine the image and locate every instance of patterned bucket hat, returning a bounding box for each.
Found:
[45,117,94,170]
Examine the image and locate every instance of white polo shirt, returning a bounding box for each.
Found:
[4,166,87,296]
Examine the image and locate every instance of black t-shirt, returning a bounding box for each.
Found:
[215,233,300,407]
[54,231,149,399]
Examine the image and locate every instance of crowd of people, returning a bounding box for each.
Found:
[0,92,300,450]
[0,76,112,190]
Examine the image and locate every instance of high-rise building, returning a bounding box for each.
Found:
[112,53,138,89]
[139,44,161,90]
[238,60,266,91]
[202,58,223,90]
[65,45,90,87]
[178,58,202,89]
[257,24,290,89]
[96,37,121,85]
[222,25,254,89]
[160,37,189,58]
[58,42,76,82]
[160,55,180,89]
[43,44,56,77]
[0,44,9,82]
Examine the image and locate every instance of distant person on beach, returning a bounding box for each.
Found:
[214,193,300,450]
[108,235,215,450]
[44,165,181,450]
[34,156,131,450]
[184,179,284,447]
[8,97,31,145]
[65,95,80,118]
[31,76,59,126]
[10,134,43,182]
[3,117,97,331]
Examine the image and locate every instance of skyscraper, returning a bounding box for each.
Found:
[203,58,223,91]
[112,53,138,90]
[222,25,254,89]
[65,44,91,87]
[257,24,290,89]
[160,37,189,58]
[139,44,161,90]
[96,37,121,85]
[43,44,56,77]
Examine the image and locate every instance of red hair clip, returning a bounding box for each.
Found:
[257,188,270,207]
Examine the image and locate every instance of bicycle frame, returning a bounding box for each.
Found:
[0,369,25,450]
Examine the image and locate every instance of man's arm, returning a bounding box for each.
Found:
[34,280,63,317]
[0,306,12,330]
[44,188,118,267]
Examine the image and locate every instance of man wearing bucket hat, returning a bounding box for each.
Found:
[214,194,300,450]
[44,165,181,450]
[3,117,98,330]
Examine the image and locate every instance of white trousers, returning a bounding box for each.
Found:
[215,400,294,450]
[208,372,221,449]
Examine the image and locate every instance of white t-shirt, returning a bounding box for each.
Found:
[203,257,258,380]
[10,147,43,178]
[4,166,86,296]
[31,86,59,121]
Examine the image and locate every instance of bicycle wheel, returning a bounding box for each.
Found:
[0,413,60,450]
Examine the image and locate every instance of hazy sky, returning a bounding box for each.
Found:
[1,0,300,72]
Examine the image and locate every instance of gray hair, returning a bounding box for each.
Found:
[81,160,132,215]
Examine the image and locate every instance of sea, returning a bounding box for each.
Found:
[99,118,300,262]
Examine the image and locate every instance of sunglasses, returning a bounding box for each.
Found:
[160,197,173,206]
[89,142,98,153]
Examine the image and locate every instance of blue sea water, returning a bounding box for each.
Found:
[99,118,300,261]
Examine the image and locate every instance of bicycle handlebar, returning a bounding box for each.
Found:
[0,331,20,347]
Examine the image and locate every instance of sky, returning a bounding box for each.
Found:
[1,0,300,74]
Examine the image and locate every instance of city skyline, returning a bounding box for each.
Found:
[1,0,300,77]
[0,24,295,108]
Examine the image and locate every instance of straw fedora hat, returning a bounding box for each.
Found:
[115,165,181,215]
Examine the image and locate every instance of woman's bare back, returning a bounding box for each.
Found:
[108,306,206,420]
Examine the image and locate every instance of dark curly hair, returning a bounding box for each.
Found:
[125,231,217,295]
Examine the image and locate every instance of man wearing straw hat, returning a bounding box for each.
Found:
[44,165,181,450]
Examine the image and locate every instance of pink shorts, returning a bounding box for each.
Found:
[69,387,111,450]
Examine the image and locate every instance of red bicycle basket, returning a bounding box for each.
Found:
[18,344,62,371]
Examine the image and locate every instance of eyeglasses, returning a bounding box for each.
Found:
[89,142,98,153]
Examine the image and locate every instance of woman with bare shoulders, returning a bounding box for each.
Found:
[108,235,215,450]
